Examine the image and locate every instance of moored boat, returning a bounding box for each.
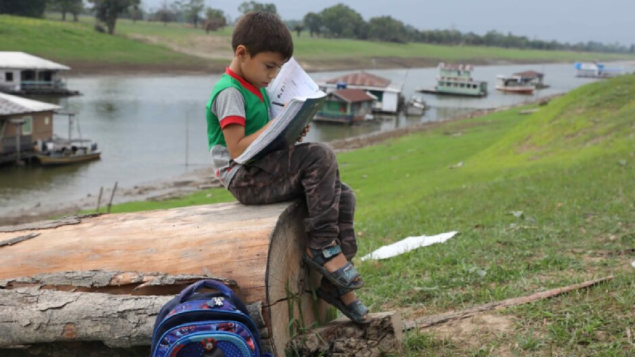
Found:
[37,150,101,165]
[405,96,426,116]
[495,75,536,95]
[417,63,488,97]
[36,110,101,166]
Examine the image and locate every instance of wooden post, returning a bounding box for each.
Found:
[107,181,118,213]
[96,186,104,213]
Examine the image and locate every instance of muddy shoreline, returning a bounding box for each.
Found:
[0,94,560,227]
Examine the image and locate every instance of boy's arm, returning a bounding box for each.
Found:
[213,88,272,159]
[223,122,272,159]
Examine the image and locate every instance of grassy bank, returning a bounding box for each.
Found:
[98,74,635,355]
[0,15,209,70]
[4,14,634,74]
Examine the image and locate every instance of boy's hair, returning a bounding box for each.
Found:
[232,12,293,61]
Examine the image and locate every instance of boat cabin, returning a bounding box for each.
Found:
[514,71,546,88]
[315,89,376,124]
[0,93,60,165]
[0,52,77,96]
[575,62,622,78]
[319,71,401,113]
[435,63,488,97]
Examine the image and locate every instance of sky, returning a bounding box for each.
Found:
[140,0,633,46]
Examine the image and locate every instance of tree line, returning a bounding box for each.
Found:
[298,3,634,54]
[1,0,633,54]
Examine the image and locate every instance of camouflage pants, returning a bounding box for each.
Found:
[228,142,358,260]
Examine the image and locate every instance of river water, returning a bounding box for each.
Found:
[1,62,633,216]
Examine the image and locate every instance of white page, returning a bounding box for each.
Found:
[268,57,322,118]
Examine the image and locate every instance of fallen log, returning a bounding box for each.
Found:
[404,276,614,330]
[288,311,403,357]
[0,201,321,356]
[0,286,265,349]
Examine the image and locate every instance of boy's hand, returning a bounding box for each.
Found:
[297,124,311,142]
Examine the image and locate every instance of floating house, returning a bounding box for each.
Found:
[418,63,487,97]
[0,52,78,96]
[319,71,402,113]
[513,71,547,89]
[0,93,60,165]
[314,89,376,124]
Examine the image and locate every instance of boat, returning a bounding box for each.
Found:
[495,75,535,95]
[405,96,426,116]
[36,111,100,166]
[575,62,622,78]
[37,149,100,165]
[417,63,488,97]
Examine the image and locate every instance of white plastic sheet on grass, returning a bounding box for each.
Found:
[360,231,459,261]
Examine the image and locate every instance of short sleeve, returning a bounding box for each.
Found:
[211,87,246,128]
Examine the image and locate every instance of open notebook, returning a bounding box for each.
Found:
[234,58,326,164]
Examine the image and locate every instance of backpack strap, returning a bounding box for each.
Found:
[179,280,250,316]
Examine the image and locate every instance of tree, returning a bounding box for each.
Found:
[151,1,176,26]
[130,5,143,23]
[183,0,204,28]
[320,4,365,39]
[303,12,322,37]
[48,0,83,21]
[238,1,277,15]
[0,0,47,18]
[89,0,141,35]
[204,8,226,33]
[368,16,407,43]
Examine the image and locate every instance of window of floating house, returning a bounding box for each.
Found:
[22,117,33,135]
[5,72,14,82]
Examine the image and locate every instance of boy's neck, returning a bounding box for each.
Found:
[229,58,244,79]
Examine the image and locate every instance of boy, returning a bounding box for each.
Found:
[205,12,368,323]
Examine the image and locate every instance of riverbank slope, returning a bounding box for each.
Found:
[84,74,635,356]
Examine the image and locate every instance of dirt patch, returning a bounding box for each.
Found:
[428,314,515,348]
[128,34,234,61]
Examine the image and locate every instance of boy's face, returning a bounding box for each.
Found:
[239,50,286,89]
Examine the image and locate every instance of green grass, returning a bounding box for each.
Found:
[0,15,206,66]
[98,74,635,356]
[8,13,635,70]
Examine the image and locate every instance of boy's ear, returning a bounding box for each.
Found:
[235,45,249,60]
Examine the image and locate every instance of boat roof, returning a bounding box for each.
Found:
[513,70,544,78]
[325,71,391,88]
[0,52,70,71]
[438,63,474,71]
[0,93,61,116]
[497,75,522,80]
[330,89,376,103]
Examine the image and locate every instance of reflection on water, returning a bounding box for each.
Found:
[1,62,633,215]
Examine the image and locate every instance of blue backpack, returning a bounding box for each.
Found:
[150,280,273,357]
